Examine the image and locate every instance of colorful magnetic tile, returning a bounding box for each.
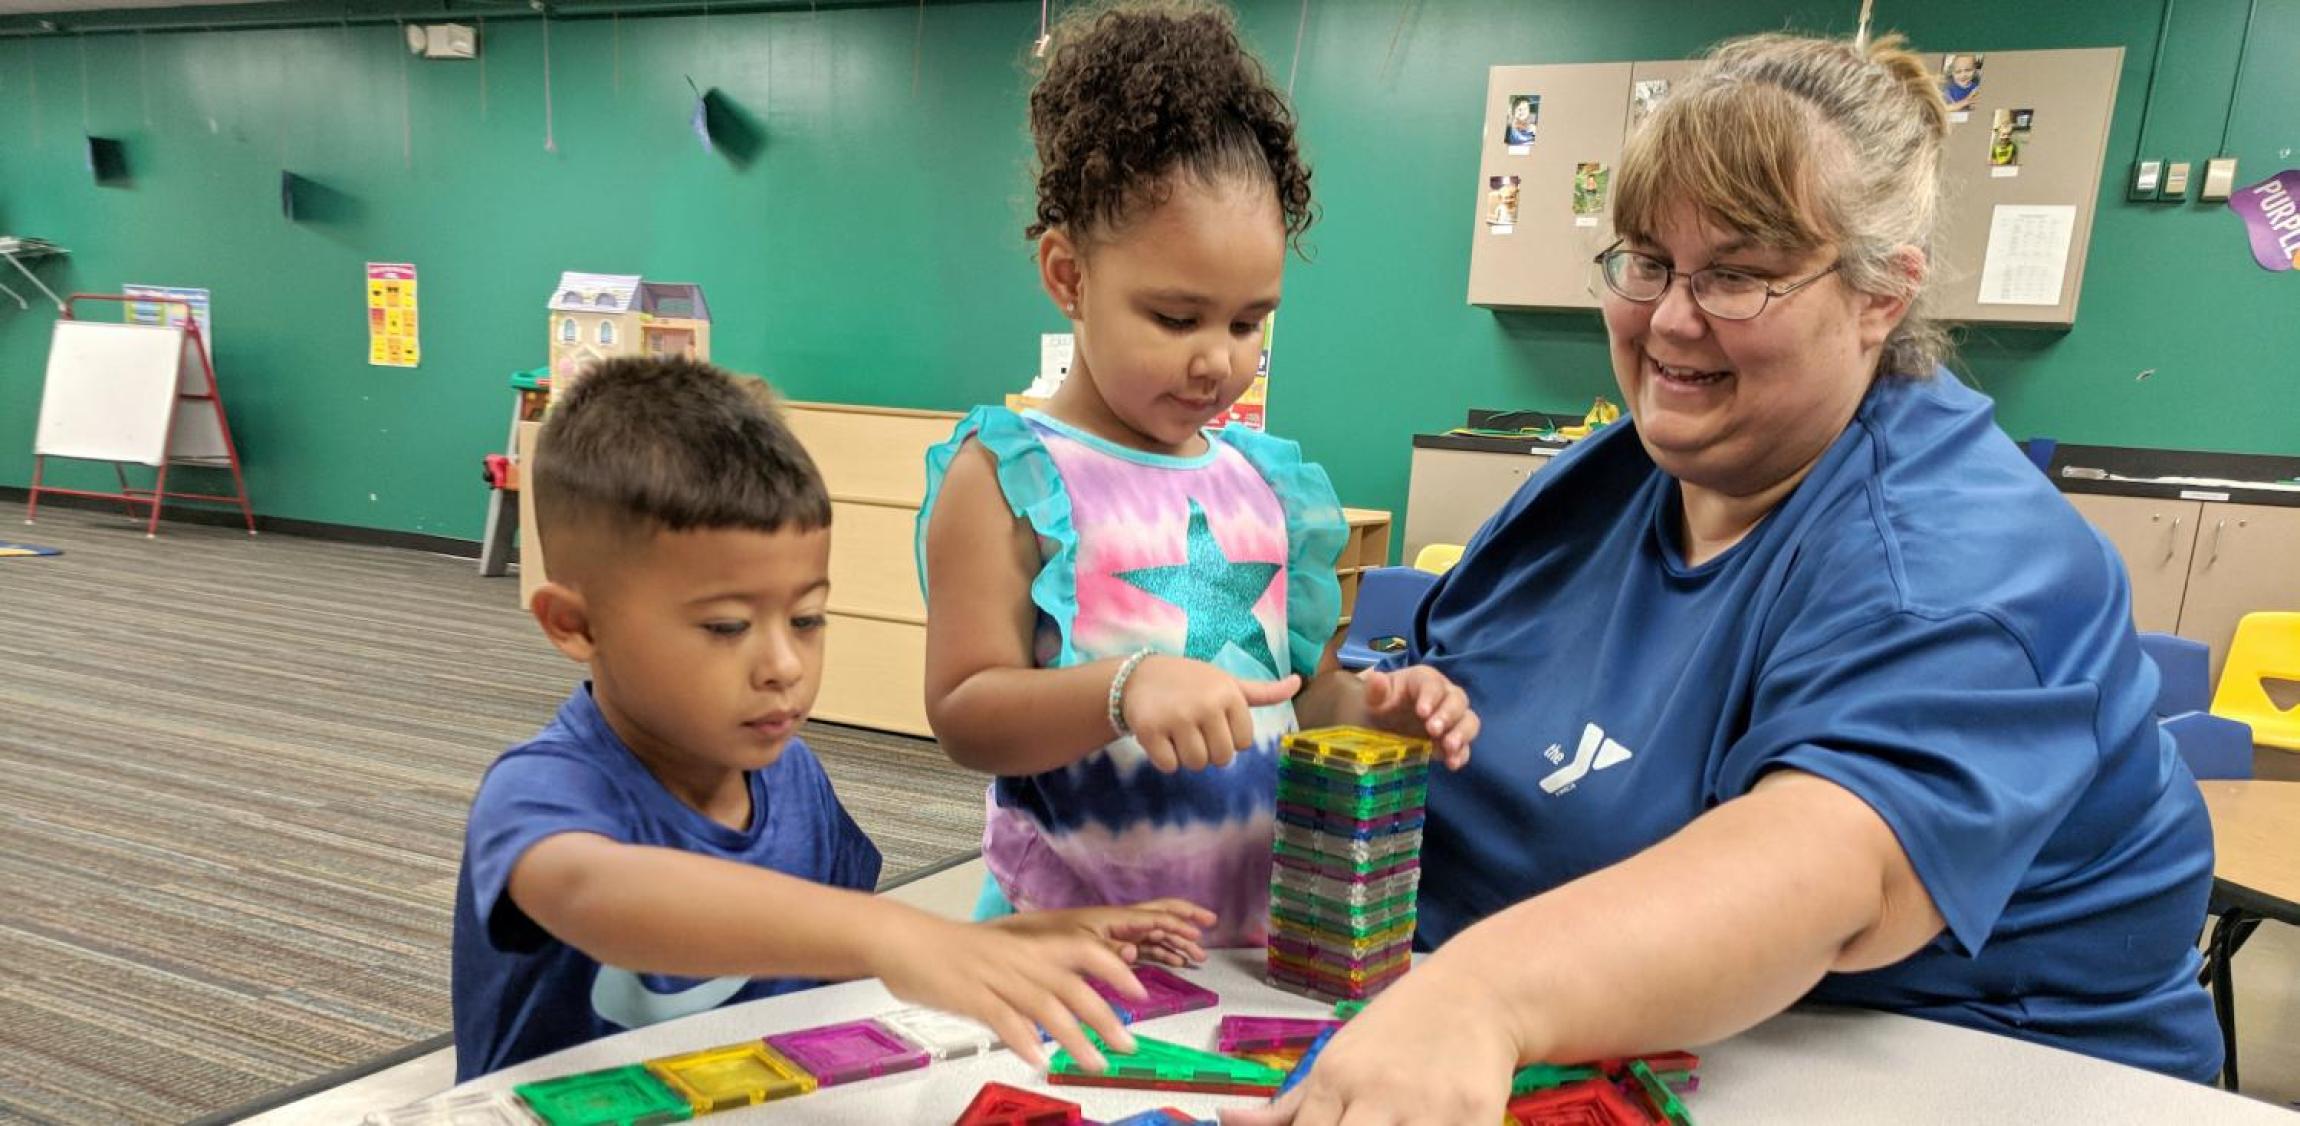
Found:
[1332,999,1369,1019]
[364,1091,540,1126]
[1267,935,1414,975]
[1276,805,1427,839]
[1276,763,1428,796]
[1282,726,1432,770]
[1269,883,1419,922]
[1104,1111,1211,1126]
[1624,1060,1695,1125]
[1508,1063,1604,1097]
[1238,1047,1310,1070]
[1268,898,1416,939]
[1502,1079,1649,1126]
[954,1081,1083,1125]
[1275,1026,1337,1098]
[764,1019,929,1086]
[1047,1029,1287,1090]
[513,1065,693,1126]
[879,1005,1003,1061]
[1275,776,1428,809]
[1269,915,1416,956]
[1274,846,1420,883]
[1275,822,1423,862]
[1271,863,1422,904]
[1214,1014,1342,1053]
[1266,960,1407,1003]
[1267,950,1411,989]
[1088,965,1220,1022]
[644,1041,815,1111]
[1048,1071,1282,1098]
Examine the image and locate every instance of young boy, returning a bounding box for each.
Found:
[451,357,1211,1080]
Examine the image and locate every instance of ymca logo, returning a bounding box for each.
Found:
[1539,722,1633,795]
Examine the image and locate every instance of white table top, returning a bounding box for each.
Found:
[443,950,2295,1124]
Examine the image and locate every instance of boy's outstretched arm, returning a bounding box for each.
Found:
[508,832,1203,1069]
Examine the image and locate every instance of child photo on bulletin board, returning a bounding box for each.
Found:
[1572,162,1611,217]
[1503,95,1539,150]
[1941,53,1983,112]
[1486,175,1522,228]
[1989,107,2032,168]
[1630,79,1670,130]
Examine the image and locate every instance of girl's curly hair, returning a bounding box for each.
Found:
[1026,1,1315,247]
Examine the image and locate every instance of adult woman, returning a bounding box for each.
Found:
[1235,31,2218,1125]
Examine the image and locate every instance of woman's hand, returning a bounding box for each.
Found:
[1122,656,1301,772]
[1222,961,1520,1125]
[1357,665,1478,768]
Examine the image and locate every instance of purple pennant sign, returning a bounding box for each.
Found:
[2228,169,2300,272]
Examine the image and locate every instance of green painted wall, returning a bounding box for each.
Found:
[2,0,2293,544]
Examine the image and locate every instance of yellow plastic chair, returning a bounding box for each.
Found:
[2211,612,2300,752]
[1412,543,1464,575]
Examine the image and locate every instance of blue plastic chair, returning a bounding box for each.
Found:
[2139,632,2212,718]
[2163,711,2254,782]
[1337,567,1438,671]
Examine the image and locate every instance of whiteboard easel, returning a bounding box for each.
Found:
[26,294,256,538]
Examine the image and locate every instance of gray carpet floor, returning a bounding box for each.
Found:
[0,505,984,1124]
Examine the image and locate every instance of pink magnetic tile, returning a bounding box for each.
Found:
[762,1019,928,1086]
[1215,1015,1342,1053]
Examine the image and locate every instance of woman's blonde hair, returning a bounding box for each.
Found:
[1614,32,1951,377]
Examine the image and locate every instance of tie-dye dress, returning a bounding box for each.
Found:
[918,407,1345,946]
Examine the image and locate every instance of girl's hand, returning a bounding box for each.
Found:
[987,898,1217,967]
[1358,665,1477,769]
[1121,657,1300,772]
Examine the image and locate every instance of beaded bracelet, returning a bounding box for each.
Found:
[1106,648,1154,738]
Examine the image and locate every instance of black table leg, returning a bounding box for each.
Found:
[2209,908,2256,1092]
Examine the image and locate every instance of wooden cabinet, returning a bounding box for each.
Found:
[786,402,1390,736]
[2171,504,2300,682]
[1404,444,1556,564]
[783,402,961,738]
[2065,494,2201,635]
[2068,494,2300,684]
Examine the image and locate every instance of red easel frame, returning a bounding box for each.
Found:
[24,293,257,538]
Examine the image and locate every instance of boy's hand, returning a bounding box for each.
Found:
[1357,665,1477,769]
[1122,657,1299,773]
[870,916,1145,1072]
[988,898,1216,967]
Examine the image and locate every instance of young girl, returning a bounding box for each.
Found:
[917,0,1477,948]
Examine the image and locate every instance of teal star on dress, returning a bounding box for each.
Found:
[1117,499,1283,678]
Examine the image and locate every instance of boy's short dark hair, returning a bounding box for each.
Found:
[533,358,830,551]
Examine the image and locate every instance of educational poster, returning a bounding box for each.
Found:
[2228,169,2300,272]
[1211,312,1272,432]
[1629,80,1669,130]
[367,262,421,367]
[1941,53,1983,117]
[1572,162,1611,224]
[1502,94,1539,154]
[1988,108,2033,175]
[1486,175,1522,233]
[123,284,213,360]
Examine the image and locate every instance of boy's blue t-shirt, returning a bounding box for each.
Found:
[451,685,882,1080]
[1406,372,2220,1082]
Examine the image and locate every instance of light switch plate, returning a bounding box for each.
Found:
[2200,157,2238,202]
[2129,159,2163,200]
[2161,161,2192,200]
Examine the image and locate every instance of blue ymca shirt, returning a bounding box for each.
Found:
[1408,373,2220,1082]
[451,685,881,1080]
